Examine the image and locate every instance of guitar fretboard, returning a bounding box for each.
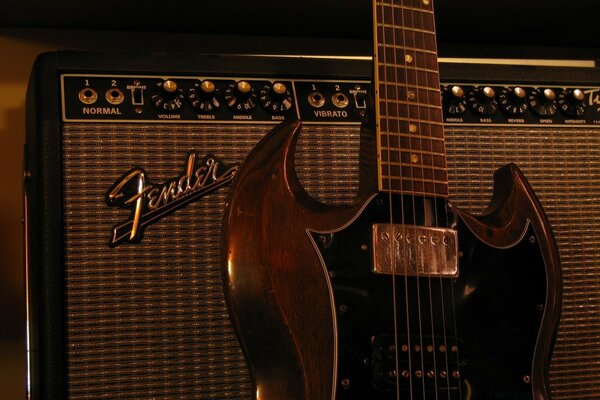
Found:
[374,0,448,197]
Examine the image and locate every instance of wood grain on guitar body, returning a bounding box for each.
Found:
[221,0,562,399]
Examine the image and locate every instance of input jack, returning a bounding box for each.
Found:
[78,88,98,104]
[308,91,326,108]
[105,88,125,105]
[332,92,349,108]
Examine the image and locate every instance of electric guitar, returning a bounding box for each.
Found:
[221,0,562,398]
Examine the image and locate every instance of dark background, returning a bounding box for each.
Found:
[1,0,600,59]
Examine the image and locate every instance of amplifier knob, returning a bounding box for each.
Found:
[528,88,558,117]
[498,86,528,115]
[442,85,467,115]
[150,79,185,111]
[188,80,221,112]
[224,81,257,112]
[558,88,586,117]
[259,82,294,113]
[467,86,498,115]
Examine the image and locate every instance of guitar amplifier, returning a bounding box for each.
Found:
[25,51,600,399]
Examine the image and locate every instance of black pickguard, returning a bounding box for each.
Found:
[312,193,547,399]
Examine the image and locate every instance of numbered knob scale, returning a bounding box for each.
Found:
[188,80,221,112]
[443,85,467,115]
[558,88,586,117]
[151,79,185,111]
[498,86,528,115]
[224,81,257,112]
[467,86,498,115]
[528,88,558,117]
[259,82,294,113]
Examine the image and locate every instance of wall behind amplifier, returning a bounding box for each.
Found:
[0,36,60,400]
[22,52,600,399]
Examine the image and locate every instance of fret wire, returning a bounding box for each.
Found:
[379,83,440,93]
[376,16,435,35]
[379,116,445,125]
[381,185,450,197]
[377,23,435,35]
[378,68,440,84]
[375,1,434,14]
[377,61,439,74]
[381,186,449,195]
[381,161,448,171]
[376,0,434,11]
[380,113,444,124]
[380,175,449,185]
[377,43,437,55]
[380,137,445,148]
[378,82,440,93]
[380,133,445,142]
[379,154,446,166]
[378,84,440,99]
[376,0,432,6]
[381,160,449,171]
[376,7,436,36]
[380,117,444,126]
[379,108,444,120]
[380,98,441,110]
[394,148,446,157]
[381,135,445,153]
[381,99,442,110]
[381,185,450,199]
[377,32,437,53]
[380,188,449,199]
[379,118,445,131]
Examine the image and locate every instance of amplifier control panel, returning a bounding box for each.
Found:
[442,84,600,125]
[61,74,370,124]
[62,74,600,126]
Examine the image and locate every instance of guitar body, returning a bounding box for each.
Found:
[221,120,561,399]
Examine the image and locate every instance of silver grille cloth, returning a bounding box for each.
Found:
[62,123,360,399]
[445,126,600,400]
[62,122,600,398]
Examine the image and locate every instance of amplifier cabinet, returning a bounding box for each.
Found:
[440,62,600,400]
[25,52,600,399]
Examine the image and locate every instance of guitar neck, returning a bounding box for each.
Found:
[373,0,448,198]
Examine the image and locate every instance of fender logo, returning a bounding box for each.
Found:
[106,153,238,246]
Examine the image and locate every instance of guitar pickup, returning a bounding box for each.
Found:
[372,224,459,278]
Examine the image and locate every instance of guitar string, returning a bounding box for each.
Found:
[413,1,449,397]
[389,0,427,397]
[377,0,405,398]
[392,0,419,398]
[401,1,460,398]
[407,2,442,398]
[400,1,429,398]
[422,1,459,396]
[391,0,427,397]
[426,1,463,397]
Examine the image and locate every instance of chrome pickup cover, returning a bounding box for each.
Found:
[372,224,459,278]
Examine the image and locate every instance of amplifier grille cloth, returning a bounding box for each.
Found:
[445,126,600,400]
[63,123,600,399]
[62,123,360,399]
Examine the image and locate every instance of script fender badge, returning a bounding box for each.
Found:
[106,153,238,246]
